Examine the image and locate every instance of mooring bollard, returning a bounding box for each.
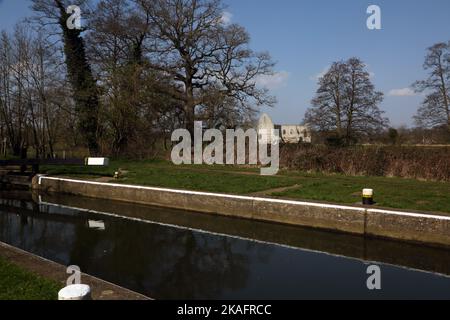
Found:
[362,189,374,205]
[58,284,92,300]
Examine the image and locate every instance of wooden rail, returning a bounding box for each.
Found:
[0,159,86,174]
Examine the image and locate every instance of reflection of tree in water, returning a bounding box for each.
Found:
[155,232,250,299]
[0,198,274,299]
[0,201,79,265]
[67,217,266,299]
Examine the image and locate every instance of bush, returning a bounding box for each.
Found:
[280,144,450,182]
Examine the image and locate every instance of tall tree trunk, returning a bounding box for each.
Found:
[54,0,100,155]
[436,58,450,132]
[334,74,343,139]
[185,82,196,138]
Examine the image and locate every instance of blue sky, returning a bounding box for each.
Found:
[1,0,450,126]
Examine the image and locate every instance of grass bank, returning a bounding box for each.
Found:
[41,159,450,214]
[0,256,61,300]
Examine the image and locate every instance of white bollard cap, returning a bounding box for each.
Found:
[58,284,92,300]
[363,189,374,197]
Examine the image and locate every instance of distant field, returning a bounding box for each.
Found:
[41,159,450,214]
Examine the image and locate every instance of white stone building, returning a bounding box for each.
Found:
[257,113,311,144]
[257,113,277,144]
[277,124,312,144]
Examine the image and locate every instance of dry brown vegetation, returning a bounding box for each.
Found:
[280,144,450,182]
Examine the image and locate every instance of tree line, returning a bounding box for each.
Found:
[305,43,450,146]
[0,0,448,159]
[0,0,275,158]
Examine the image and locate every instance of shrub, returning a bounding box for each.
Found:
[280,145,450,182]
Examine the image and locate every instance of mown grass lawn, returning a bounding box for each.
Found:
[0,257,61,300]
[271,173,450,214]
[41,159,450,214]
[42,160,298,194]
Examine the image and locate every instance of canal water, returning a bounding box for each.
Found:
[1,191,450,299]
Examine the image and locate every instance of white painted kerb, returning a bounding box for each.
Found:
[35,175,450,247]
[36,176,450,224]
[37,175,364,212]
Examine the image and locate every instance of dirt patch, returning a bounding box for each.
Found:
[93,177,115,183]
[249,184,301,197]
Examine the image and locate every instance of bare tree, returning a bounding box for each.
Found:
[0,0,278,157]
[305,62,347,137]
[136,0,275,136]
[27,31,69,158]
[198,90,257,130]
[305,58,387,144]
[0,30,27,156]
[86,0,177,156]
[0,23,67,158]
[413,42,450,132]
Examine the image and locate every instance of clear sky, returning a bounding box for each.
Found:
[1,0,450,127]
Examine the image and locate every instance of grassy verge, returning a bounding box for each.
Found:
[271,173,450,213]
[41,159,450,214]
[42,160,298,194]
[0,256,61,300]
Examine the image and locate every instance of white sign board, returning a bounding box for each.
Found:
[86,157,109,166]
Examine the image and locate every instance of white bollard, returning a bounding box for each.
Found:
[58,284,92,300]
[363,188,374,205]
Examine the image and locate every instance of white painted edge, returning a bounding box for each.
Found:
[37,175,450,222]
[367,209,450,222]
[37,175,365,212]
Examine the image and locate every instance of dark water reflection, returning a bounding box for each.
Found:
[1,191,450,299]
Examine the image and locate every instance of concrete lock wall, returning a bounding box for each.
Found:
[365,209,450,246]
[33,175,450,247]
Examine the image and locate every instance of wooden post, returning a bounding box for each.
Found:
[2,138,6,157]
[20,146,27,173]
